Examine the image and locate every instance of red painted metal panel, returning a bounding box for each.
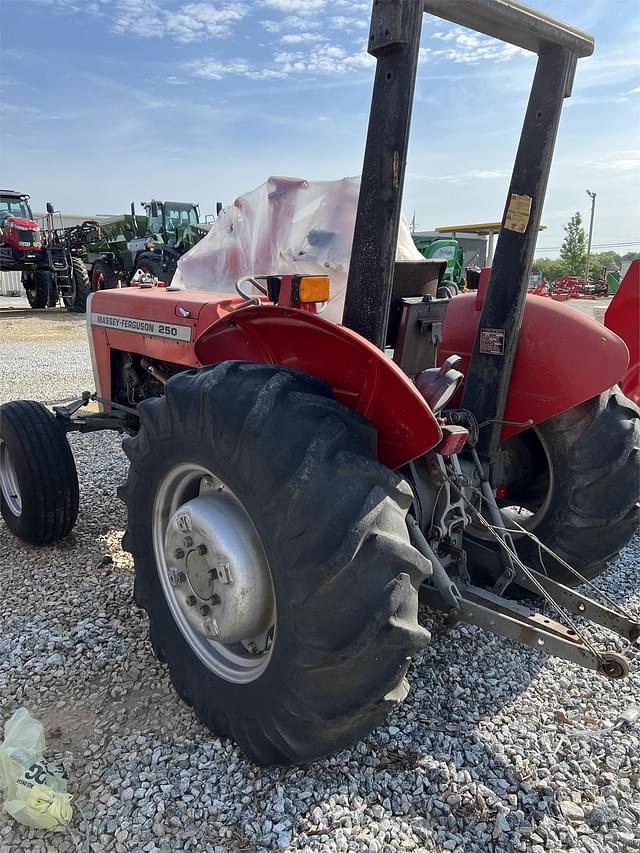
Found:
[440,291,630,438]
[605,260,640,405]
[88,289,441,468]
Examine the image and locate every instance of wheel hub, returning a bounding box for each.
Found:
[164,494,274,644]
[0,440,22,516]
[184,547,212,600]
[152,464,276,683]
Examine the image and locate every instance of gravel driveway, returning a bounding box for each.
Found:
[1,306,639,853]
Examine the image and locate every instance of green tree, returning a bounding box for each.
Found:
[532,257,566,282]
[588,250,622,278]
[622,251,640,262]
[560,211,587,275]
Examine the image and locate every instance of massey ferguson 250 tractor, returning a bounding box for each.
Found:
[1,0,639,766]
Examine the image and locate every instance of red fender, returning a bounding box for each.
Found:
[88,289,441,467]
[195,305,442,469]
[605,260,640,406]
[439,290,630,440]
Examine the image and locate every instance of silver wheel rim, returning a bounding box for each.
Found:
[152,463,275,683]
[0,440,22,516]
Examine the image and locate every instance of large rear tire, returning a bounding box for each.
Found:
[0,401,79,545]
[465,387,640,586]
[121,362,431,765]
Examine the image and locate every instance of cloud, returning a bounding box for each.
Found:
[0,102,41,115]
[577,50,640,90]
[273,44,372,75]
[468,170,511,179]
[628,85,640,94]
[432,30,456,42]
[30,0,248,43]
[334,0,369,9]
[113,1,247,42]
[329,15,367,30]
[187,41,373,81]
[187,58,286,81]
[260,0,326,14]
[280,32,325,45]
[426,26,526,65]
[409,168,511,183]
[260,15,321,33]
[580,151,640,171]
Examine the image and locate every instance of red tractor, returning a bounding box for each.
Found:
[1,0,639,766]
[0,190,90,311]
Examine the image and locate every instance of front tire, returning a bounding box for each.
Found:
[91,259,117,292]
[465,387,640,586]
[122,362,431,765]
[62,258,90,313]
[23,271,52,309]
[0,401,79,545]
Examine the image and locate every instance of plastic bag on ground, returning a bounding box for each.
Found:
[0,708,72,832]
[173,175,424,323]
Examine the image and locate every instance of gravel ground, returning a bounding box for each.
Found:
[1,309,639,853]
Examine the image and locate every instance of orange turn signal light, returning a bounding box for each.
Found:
[295,275,330,304]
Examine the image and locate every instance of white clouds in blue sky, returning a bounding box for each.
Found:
[1,0,639,255]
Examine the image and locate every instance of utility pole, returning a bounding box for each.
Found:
[584,189,597,283]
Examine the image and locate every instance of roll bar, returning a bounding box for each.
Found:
[423,0,593,59]
[344,0,595,458]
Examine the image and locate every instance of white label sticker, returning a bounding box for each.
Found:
[92,313,192,342]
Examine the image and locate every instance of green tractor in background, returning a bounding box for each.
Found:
[87,199,212,292]
[413,236,466,296]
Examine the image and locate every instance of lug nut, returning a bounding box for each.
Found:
[200,605,210,616]
[196,544,207,556]
[183,536,193,548]
[211,594,221,605]
[186,595,197,606]
[174,548,185,560]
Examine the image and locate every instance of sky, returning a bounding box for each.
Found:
[1,0,639,258]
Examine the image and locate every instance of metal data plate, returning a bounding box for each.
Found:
[393,297,450,376]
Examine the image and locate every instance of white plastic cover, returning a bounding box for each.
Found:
[173,175,424,323]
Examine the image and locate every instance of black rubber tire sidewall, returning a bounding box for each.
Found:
[62,258,90,313]
[0,401,79,545]
[123,362,431,765]
[91,259,117,292]
[465,387,640,586]
[23,271,51,309]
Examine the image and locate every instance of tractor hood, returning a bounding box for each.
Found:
[4,215,39,230]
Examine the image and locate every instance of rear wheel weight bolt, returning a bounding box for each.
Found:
[183,536,193,548]
[211,594,221,605]
[174,548,185,560]
[200,605,210,616]
[186,595,197,606]
[196,544,207,556]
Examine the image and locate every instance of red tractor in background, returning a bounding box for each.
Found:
[0,190,91,311]
[1,0,639,766]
